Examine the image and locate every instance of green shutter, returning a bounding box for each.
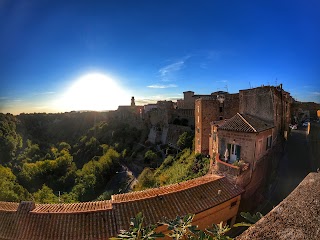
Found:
[236,145,241,160]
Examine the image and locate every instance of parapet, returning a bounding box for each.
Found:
[237,172,320,239]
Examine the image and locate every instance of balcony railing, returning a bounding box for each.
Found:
[215,155,241,176]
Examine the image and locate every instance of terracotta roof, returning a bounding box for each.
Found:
[0,207,116,240]
[237,172,320,240]
[112,175,221,202]
[0,201,19,212]
[219,113,274,133]
[32,200,112,213]
[0,175,244,240]
[113,175,244,230]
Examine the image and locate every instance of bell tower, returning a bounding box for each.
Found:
[131,96,135,107]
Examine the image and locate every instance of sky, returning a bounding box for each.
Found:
[1,0,319,115]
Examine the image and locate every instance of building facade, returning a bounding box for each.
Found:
[214,113,274,169]
[195,92,239,155]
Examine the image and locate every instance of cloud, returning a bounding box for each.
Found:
[136,95,182,105]
[147,84,177,89]
[311,92,320,96]
[33,91,55,96]
[215,80,228,83]
[159,61,184,77]
[158,56,190,82]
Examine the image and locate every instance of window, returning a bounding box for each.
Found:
[213,132,217,142]
[197,106,200,113]
[219,106,223,113]
[230,200,237,208]
[219,116,223,120]
[198,116,200,123]
[266,135,272,149]
[197,128,200,133]
[197,139,200,145]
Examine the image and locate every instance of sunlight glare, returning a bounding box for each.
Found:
[58,73,130,111]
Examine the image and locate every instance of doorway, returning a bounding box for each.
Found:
[228,143,241,163]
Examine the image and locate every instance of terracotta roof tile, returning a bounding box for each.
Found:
[0,201,19,211]
[0,175,244,239]
[112,175,222,202]
[219,113,274,132]
[113,176,244,230]
[32,200,112,213]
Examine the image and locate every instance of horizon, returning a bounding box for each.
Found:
[1,0,320,115]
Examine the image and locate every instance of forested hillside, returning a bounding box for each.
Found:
[0,112,209,203]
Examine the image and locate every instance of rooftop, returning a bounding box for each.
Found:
[219,113,274,133]
[0,175,244,240]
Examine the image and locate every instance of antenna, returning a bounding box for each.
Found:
[249,82,252,88]
[225,85,228,92]
[275,78,278,86]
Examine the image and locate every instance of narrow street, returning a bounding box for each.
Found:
[263,126,314,212]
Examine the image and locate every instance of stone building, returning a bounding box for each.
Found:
[196,85,292,156]
[0,175,244,240]
[177,91,196,109]
[195,92,239,155]
[239,85,293,139]
[212,113,274,170]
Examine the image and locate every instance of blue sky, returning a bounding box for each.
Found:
[1,0,319,114]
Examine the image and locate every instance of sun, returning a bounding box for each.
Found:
[58,73,130,111]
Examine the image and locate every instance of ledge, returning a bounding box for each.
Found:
[236,172,320,239]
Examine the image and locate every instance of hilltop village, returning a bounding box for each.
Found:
[0,84,320,239]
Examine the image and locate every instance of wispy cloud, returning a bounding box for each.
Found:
[147,84,177,89]
[159,61,184,77]
[33,91,55,96]
[215,80,228,83]
[311,91,320,96]
[158,56,190,82]
[136,95,182,105]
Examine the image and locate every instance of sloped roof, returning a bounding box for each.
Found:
[113,175,244,230]
[0,207,116,240]
[32,200,112,213]
[112,175,221,202]
[0,201,19,212]
[218,113,274,133]
[0,175,244,240]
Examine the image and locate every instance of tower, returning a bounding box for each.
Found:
[131,96,135,107]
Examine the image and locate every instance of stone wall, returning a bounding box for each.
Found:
[195,93,239,155]
[239,86,292,137]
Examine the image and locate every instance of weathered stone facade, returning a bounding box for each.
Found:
[239,85,293,138]
[195,93,239,155]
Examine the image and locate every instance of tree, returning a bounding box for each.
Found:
[33,185,59,203]
[135,168,157,191]
[177,132,193,150]
[0,165,31,202]
[144,150,157,163]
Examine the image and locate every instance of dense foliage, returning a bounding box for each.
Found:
[0,112,144,203]
[134,149,209,191]
[0,112,209,203]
